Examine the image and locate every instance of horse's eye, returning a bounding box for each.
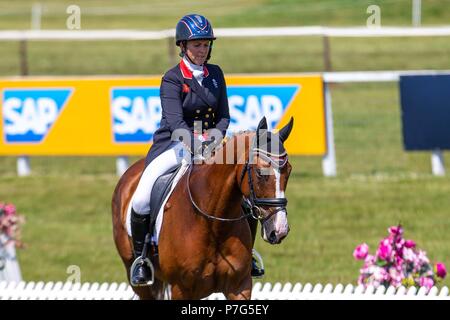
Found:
[256,168,271,179]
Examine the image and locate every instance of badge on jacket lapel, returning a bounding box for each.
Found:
[212,79,218,89]
[182,83,190,93]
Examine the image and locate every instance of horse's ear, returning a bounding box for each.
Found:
[256,116,268,133]
[278,117,294,143]
[256,117,268,147]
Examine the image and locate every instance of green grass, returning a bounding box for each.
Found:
[1,36,450,76]
[1,0,450,29]
[1,83,450,288]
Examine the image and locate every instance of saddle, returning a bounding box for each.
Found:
[149,164,182,231]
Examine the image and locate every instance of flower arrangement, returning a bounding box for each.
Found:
[0,202,25,248]
[353,224,446,290]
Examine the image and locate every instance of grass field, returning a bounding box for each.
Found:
[0,1,450,289]
[1,0,450,29]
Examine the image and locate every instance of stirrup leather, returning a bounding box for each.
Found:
[251,249,265,278]
[130,256,155,287]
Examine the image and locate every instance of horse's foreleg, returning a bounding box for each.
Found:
[226,276,252,300]
[170,284,192,300]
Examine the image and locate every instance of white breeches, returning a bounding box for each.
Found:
[132,142,191,215]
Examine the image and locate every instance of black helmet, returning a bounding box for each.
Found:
[175,14,216,46]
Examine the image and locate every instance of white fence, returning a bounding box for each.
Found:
[2,26,450,41]
[1,281,449,300]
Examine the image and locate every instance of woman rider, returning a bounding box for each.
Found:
[129,14,264,286]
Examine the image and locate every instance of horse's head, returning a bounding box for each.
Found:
[238,117,293,244]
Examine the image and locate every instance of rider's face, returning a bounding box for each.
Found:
[184,40,210,65]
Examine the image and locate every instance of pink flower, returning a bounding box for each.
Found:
[377,239,392,261]
[419,277,434,289]
[4,204,16,216]
[404,239,416,248]
[355,225,447,290]
[353,243,369,260]
[364,254,375,267]
[436,263,447,279]
[388,225,403,237]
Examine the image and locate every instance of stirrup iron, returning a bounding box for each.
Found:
[130,256,155,287]
[130,233,155,286]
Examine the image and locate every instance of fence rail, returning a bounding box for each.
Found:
[2,26,450,41]
[1,281,449,300]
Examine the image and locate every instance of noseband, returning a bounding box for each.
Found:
[186,135,288,222]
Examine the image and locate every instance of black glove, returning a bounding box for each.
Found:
[194,139,216,158]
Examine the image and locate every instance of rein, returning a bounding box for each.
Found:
[186,164,253,222]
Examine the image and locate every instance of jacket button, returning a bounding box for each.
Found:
[205,114,210,118]
[208,108,212,112]
[204,122,209,127]
[196,110,201,114]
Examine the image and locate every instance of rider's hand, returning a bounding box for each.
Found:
[194,138,216,157]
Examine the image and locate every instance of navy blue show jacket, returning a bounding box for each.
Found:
[145,60,230,166]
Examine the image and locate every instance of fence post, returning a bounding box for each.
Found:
[168,37,176,66]
[0,234,22,282]
[19,39,29,76]
[412,0,422,27]
[31,3,43,30]
[116,156,129,176]
[322,81,337,177]
[17,156,31,177]
[431,149,445,176]
[323,35,332,72]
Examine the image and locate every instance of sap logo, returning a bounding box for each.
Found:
[227,85,300,133]
[2,89,72,143]
[111,88,161,143]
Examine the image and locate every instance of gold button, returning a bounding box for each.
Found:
[205,114,210,118]
[196,110,200,114]
[204,122,209,127]
[195,116,199,119]
[208,108,212,112]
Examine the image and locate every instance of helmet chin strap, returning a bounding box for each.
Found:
[185,53,200,66]
[179,40,213,64]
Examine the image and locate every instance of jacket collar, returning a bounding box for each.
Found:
[179,59,209,79]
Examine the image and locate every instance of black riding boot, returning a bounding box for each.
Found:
[247,215,265,278]
[130,208,153,286]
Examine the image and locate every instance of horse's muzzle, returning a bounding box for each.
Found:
[263,208,289,244]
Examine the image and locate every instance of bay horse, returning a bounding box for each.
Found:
[112,117,293,299]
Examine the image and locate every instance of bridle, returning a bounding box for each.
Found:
[186,135,289,222]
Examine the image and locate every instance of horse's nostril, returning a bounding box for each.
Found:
[269,231,277,242]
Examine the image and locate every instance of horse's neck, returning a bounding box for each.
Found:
[194,133,251,218]
[200,163,243,219]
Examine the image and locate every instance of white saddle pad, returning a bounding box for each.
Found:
[126,159,190,244]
